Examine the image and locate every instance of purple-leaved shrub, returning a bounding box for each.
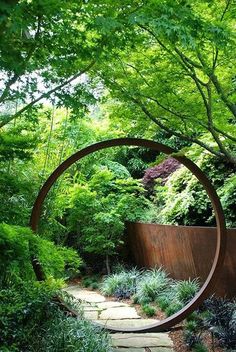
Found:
[142,158,181,193]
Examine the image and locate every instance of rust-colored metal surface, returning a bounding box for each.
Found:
[126,222,236,298]
[30,138,227,333]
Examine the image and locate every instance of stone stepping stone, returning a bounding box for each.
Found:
[64,287,105,303]
[99,307,141,320]
[94,319,159,329]
[113,348,173,351]
[111,333,173,348]
[83,310,99,320]
[96,301,129,309]
[82,305,100,311]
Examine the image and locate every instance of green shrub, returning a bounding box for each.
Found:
[165,302,184,317]
[0,280,112,352]
[81,275,100,289]
[192,343,208,352]
[91,282,99,290]
[185,319,199,333]
[218,173,236,227]
[101,268,141,296]
[156,296,171,311]
[186,312,199,322]
[174,279,200,304]
[141,304,156,317]
[135,267,171,304]
[82,277,94,288]
[0,223,82,286]
[150,153,235,227]
[0,279,62,350]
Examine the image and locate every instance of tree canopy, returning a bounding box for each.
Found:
[94,0,236,165]
[1,0,236,168]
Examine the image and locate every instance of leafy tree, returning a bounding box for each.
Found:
[96,0,236,166]
[0,0,142,128]
[61,164,154,273]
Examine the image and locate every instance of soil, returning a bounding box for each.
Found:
[169,329,224,352]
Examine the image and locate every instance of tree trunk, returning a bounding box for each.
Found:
[105,254,111,275]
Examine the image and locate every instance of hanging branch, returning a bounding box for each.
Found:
[0,60,96,128]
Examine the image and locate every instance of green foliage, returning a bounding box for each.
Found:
[64,163,155,271]
[0,280,111,352]
[152,152,236,227]
[0,0,140,127]
[135,268,171,304]
[0,279,62,350]
[82,275,100,290]
[0,130,38,161]
[174,279,200,304]
[0,223,82,286]
[91,282,99,290]
[101,268,141,296]
[165,302,185,317]
[185,319,199,333]
[34,314,111,352]
[0,169,39,225]
[218,173,236,227]
[101,266,198,318]
[114,146,158,178]
[156,296,170,312]
[192,343,208,352]
[99,0,236,166]
[141,304,156,317]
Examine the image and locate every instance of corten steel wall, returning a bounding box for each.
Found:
[126,222,236,298]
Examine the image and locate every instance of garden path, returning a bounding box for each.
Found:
[65,286,174,352]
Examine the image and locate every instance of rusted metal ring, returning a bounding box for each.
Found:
[30,138,227,332]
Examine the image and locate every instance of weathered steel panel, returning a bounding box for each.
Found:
[127,222,236,298]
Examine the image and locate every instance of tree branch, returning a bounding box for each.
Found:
[0,15,42,104]
[105,75,236,165]
[174,46,202,70]
[213,125,236,143]
[0,60,96,128]
[131,96,226,160]
[220,0,232,21]
[206,81,236,164]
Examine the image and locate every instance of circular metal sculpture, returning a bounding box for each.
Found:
[30,138,227,333]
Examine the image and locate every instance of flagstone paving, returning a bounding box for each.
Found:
[64,286,174,352]
[95,319,158,329]
[64,286,105,302]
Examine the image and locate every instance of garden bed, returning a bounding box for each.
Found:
[81,266,236,352]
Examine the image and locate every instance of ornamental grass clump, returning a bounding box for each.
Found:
[174,278,200,304]
[135,267,171,304]
[141,304,156,317]
[101,268,141,298]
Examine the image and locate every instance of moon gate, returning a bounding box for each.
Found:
[30,138,227,332]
